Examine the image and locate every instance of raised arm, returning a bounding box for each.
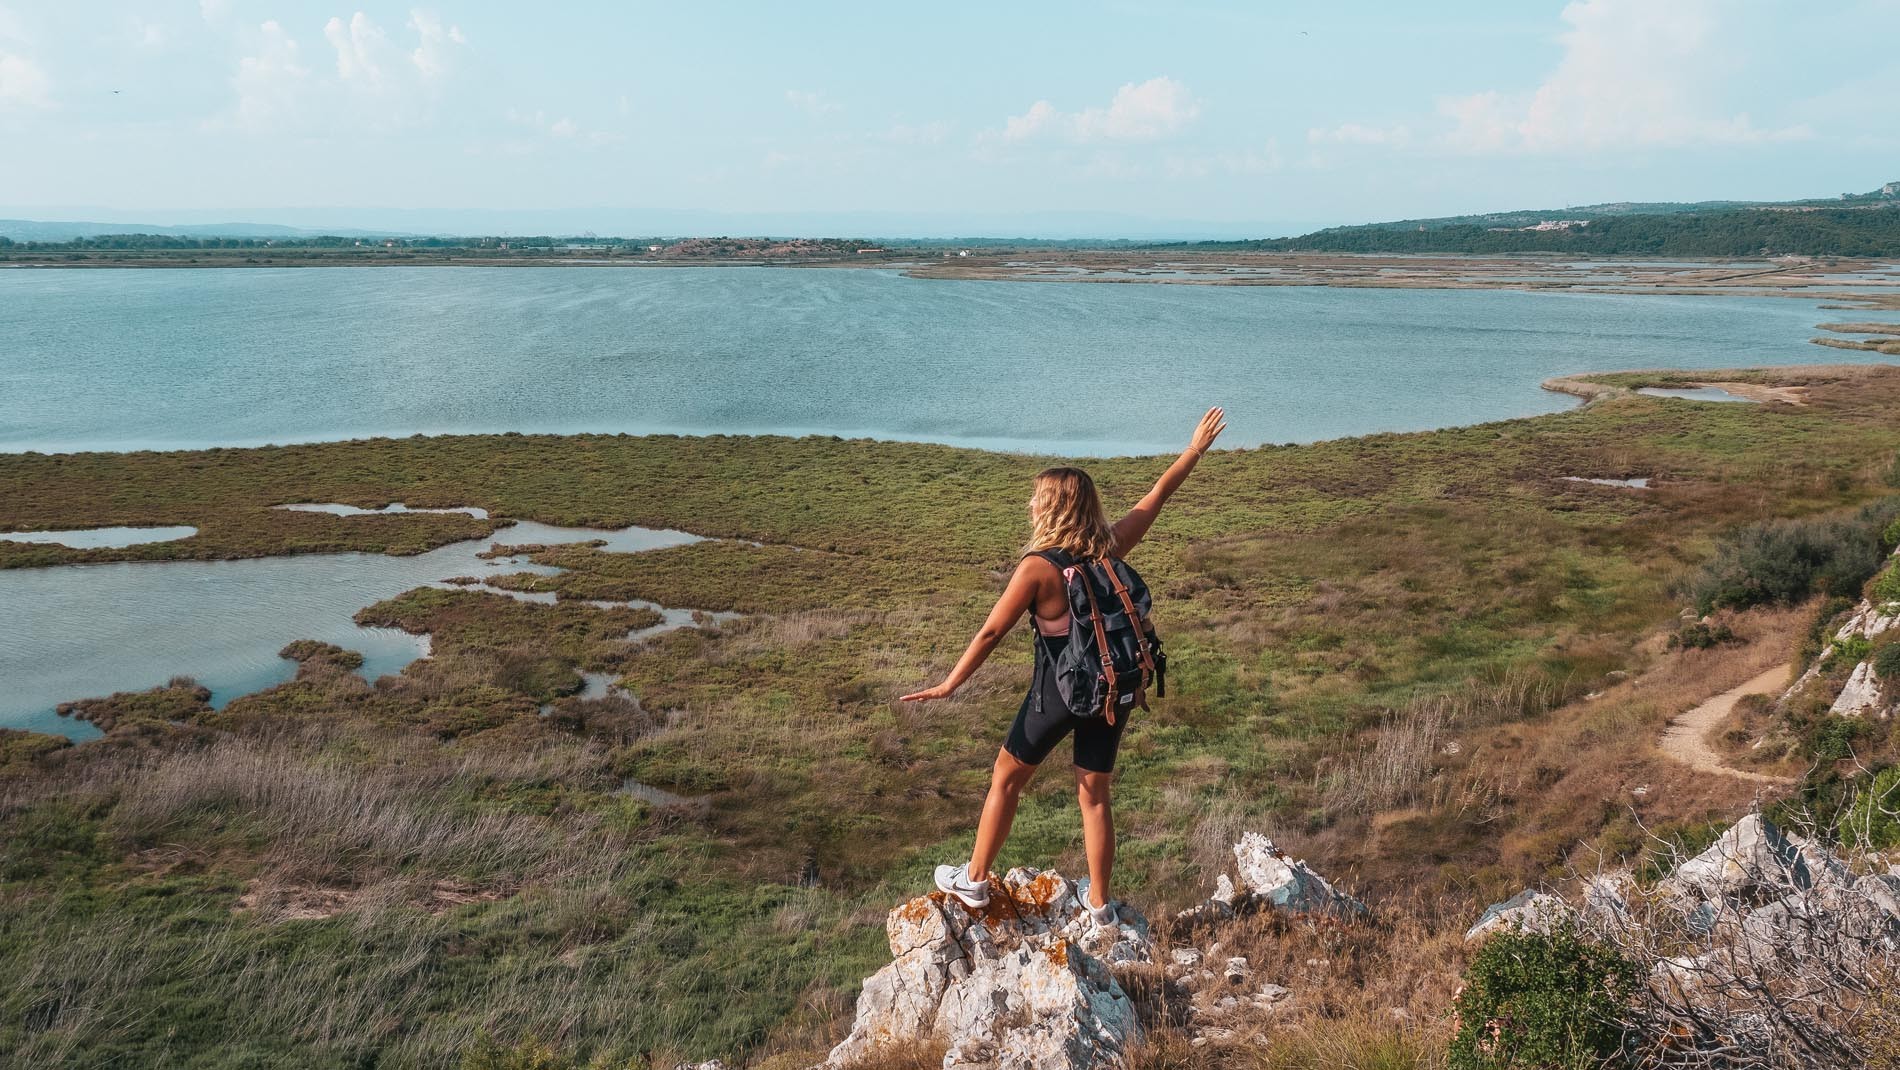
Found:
[899,556,1053,702]
[1111,406,1226,556]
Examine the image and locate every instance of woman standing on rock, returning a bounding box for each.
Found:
[901,406,1227,926]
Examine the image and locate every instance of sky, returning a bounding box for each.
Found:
[0,0,1896,238]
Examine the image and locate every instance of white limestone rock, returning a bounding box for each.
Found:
[1664,813,1851,903]
[824,868,1150,1070]
[1835,600,1900,643]
[1221,956,1250,986]
[1464,890,1574,942]
[1212,872,1240,905]
[1830,660,1889,718]
[1231,832,1369,918]
[1582,871,1633,931]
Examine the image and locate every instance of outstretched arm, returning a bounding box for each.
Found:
[1112,406,1226,556]
[900,558,1049,702]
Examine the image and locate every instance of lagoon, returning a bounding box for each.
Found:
[0,520,704,738]
[0,267,1879,457]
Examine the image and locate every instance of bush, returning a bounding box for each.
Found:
[1877,642,1900,683]
[1828,635,1875,670]
[1667,620,1736,650]
[1873,563,1900,606]
[1685,500,1900,615]
[1808,715,1875,764]
[1797,595,1858,670]
[1840,766,1900,851]
[1450,923,1638,1070]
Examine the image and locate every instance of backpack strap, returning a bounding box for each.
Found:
[1098,557,1158,699]
[1029,547,1073,571]
[1073,562,1119,725]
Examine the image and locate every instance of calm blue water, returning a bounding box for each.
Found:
[0,520,701,738]
[0,267,1879,456]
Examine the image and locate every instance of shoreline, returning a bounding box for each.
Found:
[1,250,1894,307]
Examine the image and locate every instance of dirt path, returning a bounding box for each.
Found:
[1658,666,1795,784]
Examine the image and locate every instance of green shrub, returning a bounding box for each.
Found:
[1877,642,1900,683]
[1840,766,1900,850]
[1828,635,1875,670]
[1872,564,1900,606]
[1797,595,1858,669]
[1808,715,1875,764]
[1685,504,1898,615]
[1450,923,1637,1070]
[1667,620,1736,650]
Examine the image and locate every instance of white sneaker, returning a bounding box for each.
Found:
[935,863,990,909]
[1086,894,1118,928]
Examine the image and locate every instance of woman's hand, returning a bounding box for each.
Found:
[900,681,956,702]
[1189,406,1227,455]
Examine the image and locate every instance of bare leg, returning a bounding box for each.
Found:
[968,748,1039,881]
[1074,766,1115,907]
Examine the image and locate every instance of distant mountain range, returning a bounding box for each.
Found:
[0,219,414,242]
[0,210,1326,243]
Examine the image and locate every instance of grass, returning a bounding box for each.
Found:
[4,363,1900,1066]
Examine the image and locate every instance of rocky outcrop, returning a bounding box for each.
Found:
[1830,661,1888,718]
[829,839,1365,1069]
[1475,812,1900,1066]
[1780,547,1900,719]
[1175,833,1368,929]
[1465,889,1573,941]
[1662,812,1851,902]
[823,868,1150,1070]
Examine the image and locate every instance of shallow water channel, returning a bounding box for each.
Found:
[0,515,708,739]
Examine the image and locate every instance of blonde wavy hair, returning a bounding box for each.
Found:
[1024,466,1117,560]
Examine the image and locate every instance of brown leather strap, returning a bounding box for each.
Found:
[1098,557,1157,689]
[1073,563,1119,725]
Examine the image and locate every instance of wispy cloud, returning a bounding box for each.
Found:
[1436,0,1809,153]
[500,106,621,149]
[225,19,307,129]
[211,10,468,132]
[407,10,465,82]
[0,50,49,110]
[1308,123,1411,147]
[1000,76,1200,143]
[784,88,838,114]
[0,5,48,112]
[324,12,392,90]
[1166,140,1285,179]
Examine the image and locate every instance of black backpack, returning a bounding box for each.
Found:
[1030,548,1166,724]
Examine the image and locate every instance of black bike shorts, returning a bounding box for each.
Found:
[1002,637,1128,774]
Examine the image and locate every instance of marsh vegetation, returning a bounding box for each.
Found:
[4,364,1900,1066]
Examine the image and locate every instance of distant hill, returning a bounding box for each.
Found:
[1181,181,1900,257]
[0,219,411,242]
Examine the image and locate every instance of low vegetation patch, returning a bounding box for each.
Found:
[1450,924,1638,1070]
[1684,497,1900,615]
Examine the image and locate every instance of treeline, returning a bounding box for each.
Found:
[1186,207,1900,258]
